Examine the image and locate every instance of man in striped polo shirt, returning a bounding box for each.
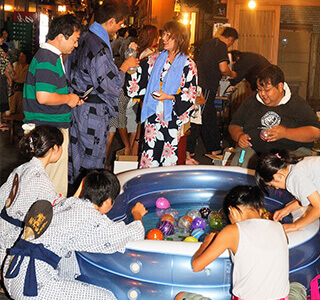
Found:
[23,14,83,196]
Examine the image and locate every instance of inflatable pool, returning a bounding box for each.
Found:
[76,166,320,299]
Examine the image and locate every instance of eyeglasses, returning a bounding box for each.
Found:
[256,85,278,94]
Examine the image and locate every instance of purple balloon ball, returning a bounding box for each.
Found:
[191,217,206,231]
[158,220,174,236]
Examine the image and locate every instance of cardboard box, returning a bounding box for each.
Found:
[113,148,139,174]
[205,148,235,166]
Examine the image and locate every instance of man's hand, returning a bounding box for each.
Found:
[265,125,287,142]
[67,93,83,108]
[120,56,140,73]
[238,133,252,148]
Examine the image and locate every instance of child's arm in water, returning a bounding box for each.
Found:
[131,202,148,221]
[283,191,320,233]
[273,199,301,222]
[192,224,239,272]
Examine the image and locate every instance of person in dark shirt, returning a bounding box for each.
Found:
[229,50,271,91]
[195,27,238,157]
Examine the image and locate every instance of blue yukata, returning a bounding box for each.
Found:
[3,197,145,300]
[65,22,125,184]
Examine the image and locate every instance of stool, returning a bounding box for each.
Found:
[3,113,24,144]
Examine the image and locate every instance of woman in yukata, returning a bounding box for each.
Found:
[127,21,197,168]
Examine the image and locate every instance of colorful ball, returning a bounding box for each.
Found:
[147,229,163,240]
[199,207,211,219]
[187,209,201,220]
[164,208,179,221]
[184,236,198,242]
[191,228,205,240]
[156,197,170,209]
[156,208,167,218]
[161,214,175,225]
[208,211,223,231]
[158,220,174,236]
[178,215,193,231]
[191,217,206,230]
[208,211,222,223]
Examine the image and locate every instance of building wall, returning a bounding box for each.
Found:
[151,0,175,30]
[281,6,320,107]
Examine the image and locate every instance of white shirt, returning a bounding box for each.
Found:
[231,219,289,300]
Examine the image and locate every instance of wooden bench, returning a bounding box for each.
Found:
[3,113,24,144]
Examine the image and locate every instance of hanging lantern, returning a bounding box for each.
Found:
[174,0,181,13]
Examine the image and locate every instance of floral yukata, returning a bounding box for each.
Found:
[127,52,197,168]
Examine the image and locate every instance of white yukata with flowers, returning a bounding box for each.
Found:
[127,52,197,168]
[3,197,145,300]
[0,157,59,267]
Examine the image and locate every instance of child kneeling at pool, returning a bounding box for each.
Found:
[191,185,289,300]
[255,149,320,233]
[3,169,148,300]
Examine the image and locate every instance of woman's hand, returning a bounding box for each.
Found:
[273,207,290,222]
[151,90,174,101]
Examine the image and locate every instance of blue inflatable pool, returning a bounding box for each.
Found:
[76,166,320,299]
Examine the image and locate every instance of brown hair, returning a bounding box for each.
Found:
[163,21,190,55]
[137,25,158,57]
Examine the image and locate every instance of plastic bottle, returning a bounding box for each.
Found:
[124,48,137,74]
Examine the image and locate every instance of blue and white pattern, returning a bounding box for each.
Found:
[3,197,145,299]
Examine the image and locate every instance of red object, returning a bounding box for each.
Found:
[178,130,191,165]
[146,229,164,240]
[13,12,36,23]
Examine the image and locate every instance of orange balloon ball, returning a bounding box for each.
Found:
[147,229,164,240]
[161,214,175,224]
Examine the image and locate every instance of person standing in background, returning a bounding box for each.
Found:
[66,0,139,187]
[111,27,127,68]
[196,27,238,156]
[23,14,83,197]
[229,50,271,92]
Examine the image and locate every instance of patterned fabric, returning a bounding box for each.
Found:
[23,47,71,128]
[0,48,10,75]
[0,157,59,266]
[127,52,197,168]
[65,28,125,184]
[3,197,145,300]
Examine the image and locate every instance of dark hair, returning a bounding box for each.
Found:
[223,185,264,223]
[0,43,8,53]
[19,125,63,159]
[257,64,285,88]
[118,27,128,38]
[230,50,242,62]
[1,28,10,42]
[20,50,32,65]
[137,25,158,57]
[95,1,129,24]
[221,27,239,40]
[81,169,120,207]
[128,27,138,38]
[47,14,81,41]
[255,149,301,194]
[163,21,190,55]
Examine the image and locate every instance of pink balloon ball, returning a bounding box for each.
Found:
[156,197,170,209]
